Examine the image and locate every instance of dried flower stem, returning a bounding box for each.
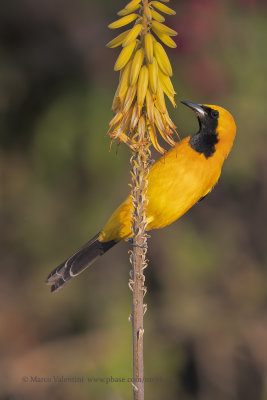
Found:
[129,145,150,400]
[128,2,150,398]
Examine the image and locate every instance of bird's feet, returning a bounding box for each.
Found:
[127,238,148,248]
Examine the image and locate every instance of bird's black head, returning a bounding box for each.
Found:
[181,101,219,158]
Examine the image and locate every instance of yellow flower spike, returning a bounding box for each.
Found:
[147,123,165,154]
[151,21,177,36]
[123,24,143,47]
[144,5,152,21]
[130,48,145,86]
[107,30,131,48]
[151,9,165,23]
[158,68,176,95]
[125,0,142,10]
[148,57,158,93]
[114,131,135,148]
[110,117,124,139]
[112,109,132,140]
[164,89,176,108]
[130,102,139,131]
[153,41,173,76]
[153,30,177,48]
[154,105,166,131]
[150,1,176,15]
[146,90,155,124]
[108,0,177,153]
[166,134,176,147]
[109,14,139,29]
[109,111,124,127]
[154,108,175,146]
[144,33,154,64]
[118,4,141,16]
[137,65,149,111]
[123,84,137,114]
[112,93,121,114]
[114,40,137,71]
[120,108,133,131]
[155,81,167,114]
[117,60,133,101]
[164,110,177,131]
[138,116,146,141]
[158,76,176,108]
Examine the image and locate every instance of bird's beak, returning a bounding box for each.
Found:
[181,101,206,118]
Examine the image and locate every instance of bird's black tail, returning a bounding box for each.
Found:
[46,234,116,293]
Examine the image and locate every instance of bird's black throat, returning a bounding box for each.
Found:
[189,131,218,158]
[189,106,219,158]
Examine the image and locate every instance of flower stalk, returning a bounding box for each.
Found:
[107,0,177,398]
[128,146,150,399]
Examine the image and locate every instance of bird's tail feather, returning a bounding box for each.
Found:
[46,233,116,293]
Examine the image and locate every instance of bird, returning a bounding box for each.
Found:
[46,101,236,293]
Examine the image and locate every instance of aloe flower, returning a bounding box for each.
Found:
[107,0,178,154]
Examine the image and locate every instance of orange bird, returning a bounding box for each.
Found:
[46,101,236,292]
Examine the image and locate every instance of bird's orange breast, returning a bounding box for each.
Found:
[100,138,222,242]
[145,138,223,230]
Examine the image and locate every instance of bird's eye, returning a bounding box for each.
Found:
[211,110,219,119]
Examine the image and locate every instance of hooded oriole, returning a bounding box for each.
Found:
[46,101,236,292]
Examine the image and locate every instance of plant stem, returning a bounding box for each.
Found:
[129,2,152,398]
[130,147,150,400]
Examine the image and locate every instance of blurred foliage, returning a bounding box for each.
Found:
[0,0,267,399]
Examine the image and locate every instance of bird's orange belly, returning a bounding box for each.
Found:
[100,143,222,242]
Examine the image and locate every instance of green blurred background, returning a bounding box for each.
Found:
[1,0,267,399]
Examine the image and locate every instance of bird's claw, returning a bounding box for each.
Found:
[127,238,148,249]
